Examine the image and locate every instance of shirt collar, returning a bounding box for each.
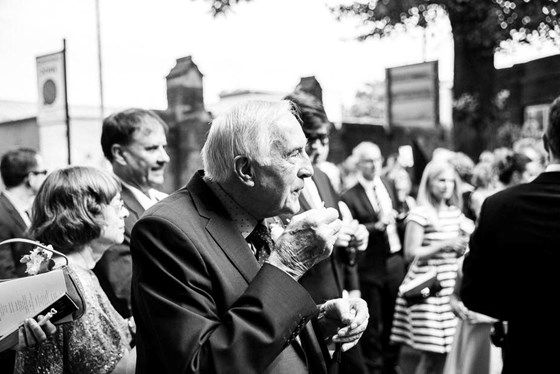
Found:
[545,163,560,173]
[118,178,165,210]
[357,174,381,190]
[206,180,257,239]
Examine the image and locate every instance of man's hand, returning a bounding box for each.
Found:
[316,297,368,352]
[334,219,359,248]
[13,315,57,351]
[268,207,341,280]
[349,223,369,251]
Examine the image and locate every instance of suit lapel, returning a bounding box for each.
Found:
[187,172,260,283]
[0,193,28,231]
[312,169,333,208]
[121,186,145,221]
[355,183,378,219]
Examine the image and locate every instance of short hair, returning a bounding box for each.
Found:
[546,96,560,158]
[416,160,462,209]
[471,161,494,189]
[201,100,298,183]
[101,108,169,162]
[0,148,39,188]
[496,152,531,185]
[449,152,475,183]
[284,91,331,133]
[29,166,120,254]
[351,141,381,161]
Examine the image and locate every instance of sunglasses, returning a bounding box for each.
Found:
[29,170,48,176]
[305,133,329,145]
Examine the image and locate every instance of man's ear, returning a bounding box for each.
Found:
[112,144,127,166]
[233,155,255,187]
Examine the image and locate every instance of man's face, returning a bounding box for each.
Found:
[28,155,48,194]
[119,121,169,190]
[357,147,383,181]
[251,114,313,218]
[304,127,329,165]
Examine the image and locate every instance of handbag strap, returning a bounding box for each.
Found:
[403,256,419,280]
[0,238,69,266]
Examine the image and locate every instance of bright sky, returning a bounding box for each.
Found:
[0,0,556,114]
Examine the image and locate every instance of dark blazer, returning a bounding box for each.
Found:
[94,185,144,318]
[461,171,560,374]
[341,178,399,285]
[0,192,29,278]
[130,171,327,374]
[299,167,359,302]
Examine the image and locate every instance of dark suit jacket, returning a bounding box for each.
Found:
[130,171,327,374]
[461,171,560,374]
[341,178,399,285]
[0,192,29,278]
[94,185,144,318]
[298,167,359,302]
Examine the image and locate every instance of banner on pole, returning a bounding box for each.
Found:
[36,51,66,120]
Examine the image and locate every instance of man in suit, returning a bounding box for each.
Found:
[461,96,560,374]
[286,90,369,374]
[94,108,170,318]
[341,141,405,374]
[0,148,47,278]
[130,100,369,374]
[0,147,47,373]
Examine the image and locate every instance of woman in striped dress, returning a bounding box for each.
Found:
[390,160,474,374]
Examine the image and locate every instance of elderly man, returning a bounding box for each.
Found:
[94,108,170,318]
[461,96,560,373]
[341,142,405,374]
[130,100,368,374]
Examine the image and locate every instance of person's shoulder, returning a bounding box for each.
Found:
[483,182,530,207]
[143,187,192,219]
[406,205,431,225]
[342,181,363,196]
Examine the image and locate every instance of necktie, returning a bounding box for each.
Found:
[373,183,402,253]
[372,184,383,214]
[247,222,273,266]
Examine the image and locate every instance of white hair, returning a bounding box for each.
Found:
[351,141,381,161]
[201,100,296,183]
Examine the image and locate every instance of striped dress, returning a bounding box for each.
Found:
[390,205,470,354]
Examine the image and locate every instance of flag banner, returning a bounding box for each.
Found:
[36,51,66,120]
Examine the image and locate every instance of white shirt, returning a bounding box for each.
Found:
[119,180,167,210]
[545,163,560,172]
[357,175,402,253]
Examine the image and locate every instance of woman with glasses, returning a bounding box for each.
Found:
[14,166,136,374]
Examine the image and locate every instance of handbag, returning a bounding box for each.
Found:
[0,238,86,352]
[398,256,442,305]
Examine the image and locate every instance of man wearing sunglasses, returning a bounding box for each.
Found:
[285,89,370,374]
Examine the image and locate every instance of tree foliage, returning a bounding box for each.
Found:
[198,0,560,158]
[331,0,560,50]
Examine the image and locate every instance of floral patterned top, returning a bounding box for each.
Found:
[15,264,132,374]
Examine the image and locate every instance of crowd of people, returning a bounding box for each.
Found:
[0,93,559,374]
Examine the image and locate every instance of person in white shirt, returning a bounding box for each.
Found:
[94,108,170,319]
[341,141,405,374]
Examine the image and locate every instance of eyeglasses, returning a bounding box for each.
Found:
[109,198,126,211]
[29,170,48,176]
[305,133,329,146]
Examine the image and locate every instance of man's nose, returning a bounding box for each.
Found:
[158,146,170,164]
[299,152,314,179]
